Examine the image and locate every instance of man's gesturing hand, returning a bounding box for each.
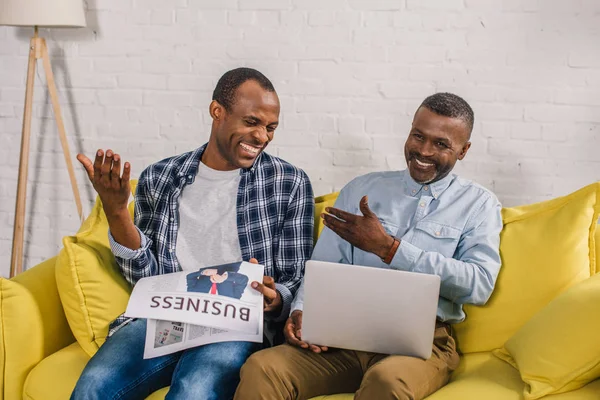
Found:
[322,195,395,260]
[77,149,141,250]
[77,149,131,218]
[249,258,283,315]
[284,310,328,353]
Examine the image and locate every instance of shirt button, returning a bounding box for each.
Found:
[170,217,174,222]
[424,186,429,191]
[412,189,416,194]
[420,202,425,207]
[188,175,192,179]
[435,231,441,236]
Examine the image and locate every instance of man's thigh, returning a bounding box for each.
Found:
[355,324,460,400]
[71,319,181,400]
[236,344,364,400]
[167,340,263,400]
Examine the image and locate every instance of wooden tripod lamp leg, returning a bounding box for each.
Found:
[10,36,39,278]
[40,39,84,222]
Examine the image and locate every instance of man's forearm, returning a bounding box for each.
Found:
[106,208,141,250]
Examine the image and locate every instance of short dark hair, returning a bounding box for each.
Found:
[420,92,474,137]
[199,261,242,275]
[212,67,276,112]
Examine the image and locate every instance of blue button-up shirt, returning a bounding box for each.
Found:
[109,144,314,335]
[292,169,502,324]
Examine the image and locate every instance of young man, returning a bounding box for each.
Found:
[235,93,502,400]
[71,68,314,400]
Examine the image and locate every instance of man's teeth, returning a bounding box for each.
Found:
[240,143,259,154]
[415,159,434,167]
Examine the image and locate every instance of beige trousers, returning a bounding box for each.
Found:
[234,322,459,400]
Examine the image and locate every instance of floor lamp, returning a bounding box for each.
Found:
[0,0,87,278]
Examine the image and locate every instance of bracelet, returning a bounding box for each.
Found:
[382,236,400,264]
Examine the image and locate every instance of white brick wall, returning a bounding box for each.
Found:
[1,0,599,276]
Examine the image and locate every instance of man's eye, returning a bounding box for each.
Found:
[437,142,449,148]
[245,120,257,126]
[413,134,423,141]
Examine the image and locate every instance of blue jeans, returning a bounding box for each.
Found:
[71,319,262,400]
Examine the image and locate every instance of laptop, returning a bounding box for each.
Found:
[301,260,441,359]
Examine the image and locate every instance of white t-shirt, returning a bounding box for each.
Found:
[175,161,243,271]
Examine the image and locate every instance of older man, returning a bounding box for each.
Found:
[235,93,502,400]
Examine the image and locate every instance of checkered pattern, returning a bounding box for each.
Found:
[109,144,314,335]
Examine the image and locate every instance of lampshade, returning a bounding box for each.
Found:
[0,0,86,27]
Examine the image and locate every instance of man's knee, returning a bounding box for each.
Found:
[236,347,294,399]
[240,348,281,383]
[358,364,414,400]
[71,366,116,400]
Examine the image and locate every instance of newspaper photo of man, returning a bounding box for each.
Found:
[154,321,184,348]
[186,262,249,300]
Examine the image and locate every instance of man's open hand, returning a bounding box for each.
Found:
[322,195,395,259]
[248,258,283,315]
[284,310,328,353]
[77,149,131,218]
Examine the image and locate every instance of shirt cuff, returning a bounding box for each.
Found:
[389,239,422,271]
[271,283,293,322]
[108,226,148,260]
[290,301,303,314]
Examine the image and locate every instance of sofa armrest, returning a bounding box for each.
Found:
[0,257,75,400]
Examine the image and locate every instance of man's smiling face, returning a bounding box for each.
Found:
[211,79,280,170]
[404,106,471,184]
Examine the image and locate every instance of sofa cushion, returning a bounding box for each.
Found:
[494,272,600,399]
[23,342,88,400]
[55,182,137,357]
[314,192,339,242]
[1,257,74,400]
[425,352,600,400]
[310,352,600,400]
[453,183,600,354]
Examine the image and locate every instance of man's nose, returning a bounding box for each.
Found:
[417,141,435,157]
[251,126,270,144]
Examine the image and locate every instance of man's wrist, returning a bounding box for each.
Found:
[105,206,131,225]
[376,235,396,259]
[381,236,400,264]
[269,290,283,315]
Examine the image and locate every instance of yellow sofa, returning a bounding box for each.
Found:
[2,183,600,400]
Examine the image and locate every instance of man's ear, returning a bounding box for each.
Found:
[209,100,224,121]
[457,142,471,161]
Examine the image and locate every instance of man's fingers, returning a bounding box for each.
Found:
[264,303,278,313]
[309,344,329,353]
[263,275,275,289]
[122,162,131,183]
[322,214,351,236]
[251,281,277,300]
[77,154,94,181]
[359,195,375,217]
[249,258,259,264]
[324,207,357,222]
[101,150,113,185]
[93,149,104,183]
[111,154,122,188]
[284,323,309,349]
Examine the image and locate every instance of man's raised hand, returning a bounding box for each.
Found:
[77,149,131,217]
[322,195,395,260]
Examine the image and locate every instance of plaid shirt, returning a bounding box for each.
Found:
[108,144,314,336]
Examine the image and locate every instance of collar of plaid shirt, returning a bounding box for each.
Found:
[109,144,314,338]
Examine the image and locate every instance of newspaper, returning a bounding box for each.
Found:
[124,261,264,359]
